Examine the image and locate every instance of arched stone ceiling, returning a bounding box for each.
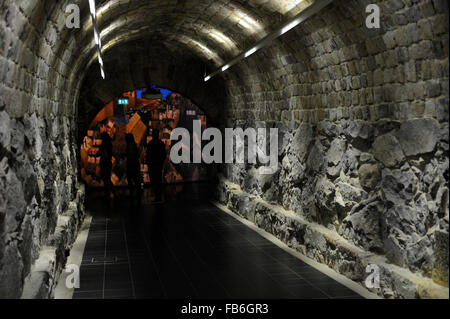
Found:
[2,0,317,127]
[76,35,228,141]
[65,0,314,132]
[71,0,315,74]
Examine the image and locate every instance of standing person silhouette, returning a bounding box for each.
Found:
[146,129,166,203]
[125,133,142,204]
[100,131,114,202]
[100,118,117,203]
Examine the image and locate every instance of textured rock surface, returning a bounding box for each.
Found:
[216,177,449,299]
[219,114,449,295]
[0,1,87,298]
[372,134,405,167]
[0,0,449,299]
[395,118,440,156]
[217,0,449,298]
[358,164,381,190]
[0,109,85,299]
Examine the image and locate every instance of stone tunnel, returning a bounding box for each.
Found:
[0,0,448,300]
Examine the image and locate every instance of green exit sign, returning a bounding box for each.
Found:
[118,98,129,105]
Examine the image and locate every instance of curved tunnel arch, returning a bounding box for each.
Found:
[26,0,312,127]
[76,35,229,142]
[1,0,448,299]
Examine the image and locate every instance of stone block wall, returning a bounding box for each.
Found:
[0,1,86,298]
[217,116,448,298]
[0,110,86,298]
[0,0,232,298]
[217,0,449,297]
[0,0,448,299]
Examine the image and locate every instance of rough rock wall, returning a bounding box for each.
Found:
[217,0,449,297]
[0,0,448,300]
[0,112,85,298]
[217,116,448,297]
[0,1,85,298]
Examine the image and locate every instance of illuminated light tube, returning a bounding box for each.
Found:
[94,30,100,45]
[89,0,105,79]
[204,75,211,82]
[245,47,258,58]
[281,19,301,35]
[204,0,332,82]
[89,0,96,18]
[94,25,101,47]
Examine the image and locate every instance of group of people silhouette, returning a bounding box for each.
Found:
[99,118,166,205]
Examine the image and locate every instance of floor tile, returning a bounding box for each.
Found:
[73,185,364,300]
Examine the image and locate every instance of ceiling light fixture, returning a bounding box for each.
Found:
[98,52,103,66]
[204,0,332,82]
[245,47,257,58]
[89,0,96,18]
[89,0,105,79]
[281,19,301,35]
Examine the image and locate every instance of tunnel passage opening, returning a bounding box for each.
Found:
[74,34,229,206]
[79,87,217,191]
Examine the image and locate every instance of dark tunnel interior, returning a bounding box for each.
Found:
[0,0,448,302]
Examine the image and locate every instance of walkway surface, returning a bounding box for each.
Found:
[73,184,363,299]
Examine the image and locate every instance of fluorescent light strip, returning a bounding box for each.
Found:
[94,30,100,45]
[94,24,102,46]
[281,19,301,35]
[204,0,332,82]
[245,47,257,58]
[98,52,103,66]
[89,0,105,79]
[89,0,96,18]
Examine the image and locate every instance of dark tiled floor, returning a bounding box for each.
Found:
[73,183,362,299]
